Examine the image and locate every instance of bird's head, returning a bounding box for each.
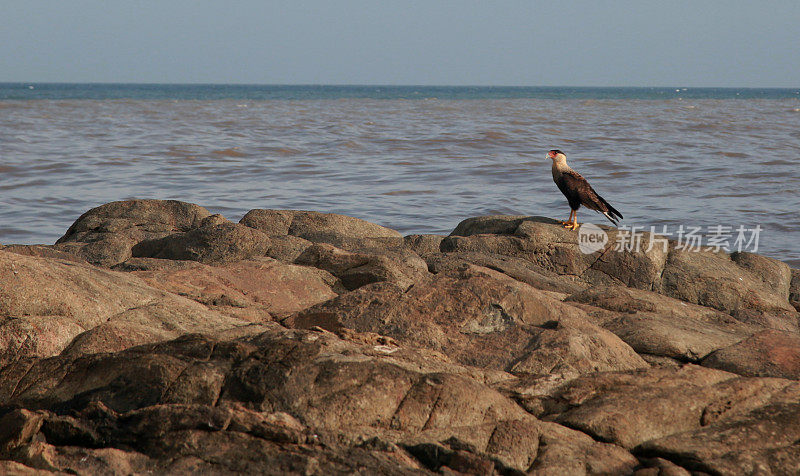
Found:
[547,149,567,163]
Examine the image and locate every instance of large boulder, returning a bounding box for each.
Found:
[0,250,248,365]
[637,397,800,475]
[295,243,429,291]
[660,248,796,319]
[290,264,646,377]
[239,209,403,250]
[539,365,798,451]
[54,200,212,266]
[567,285,757,361]
[441,216,668,291]
[426,251,587,295]
[133,221,271,264]
[131,257,340,320]
[702,330,800,379]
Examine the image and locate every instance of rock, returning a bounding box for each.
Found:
[634,458,692,476]
[266,235,313,262]
[790,268,800,312]
[426,251,586,295]
[0,250,248,364]
[660,247,796,318]
[7,203,800,474]
[403,234,445,257]
[295,243,429,291]
[55,199,212,266]
[55,234,137,268]
[637,397,800,475]
[731,251,792,298]
[0,329,640,474]
[134,222,271,264]
[0,244,86,263]
[132,257,340,318]
[0,409,45,454]
[239,209,403,250]
[290,264,646,376]
[567,286,757,361]
[59,321,178,356]
[546,365,797,449]
[702,329,800,379]
[441,216,668,291]
[449,215,534,236]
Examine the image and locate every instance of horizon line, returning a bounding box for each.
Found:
[2,81,799,90]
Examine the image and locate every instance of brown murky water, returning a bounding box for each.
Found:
[1,98,798,265]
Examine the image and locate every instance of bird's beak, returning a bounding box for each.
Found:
[545,154,551,160]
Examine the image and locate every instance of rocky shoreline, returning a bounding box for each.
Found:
[1,199,799,475]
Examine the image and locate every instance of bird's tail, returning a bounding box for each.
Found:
[603,211,620,226]
[601,202,623,226]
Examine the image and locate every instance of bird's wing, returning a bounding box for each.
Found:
[560,171,604,210]
[560,170,622,220]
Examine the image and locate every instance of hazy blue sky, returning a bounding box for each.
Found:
[2,1,798,87]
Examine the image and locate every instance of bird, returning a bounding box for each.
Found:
[548,149,623,230]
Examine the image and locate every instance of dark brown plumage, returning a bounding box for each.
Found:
[548,150,622,229]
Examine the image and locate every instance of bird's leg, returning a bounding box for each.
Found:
[565,211,580,230]
[561,209,574,226]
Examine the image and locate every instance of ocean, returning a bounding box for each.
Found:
[1,83,798,266]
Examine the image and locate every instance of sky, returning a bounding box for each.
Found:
[1,1,799,87]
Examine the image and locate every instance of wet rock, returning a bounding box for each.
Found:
[55,199,212,266]
[290,264,646,376]
[134,221,271,264]
[295,243,429,291]
[702,329,800,379]
[239,209,403,250]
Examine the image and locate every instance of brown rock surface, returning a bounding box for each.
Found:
[568,285,757,361]
[240,208,403,250]
[660,248,796,317]
[132,257,340,319]
[0,329,638,474]
[442,216,668,290]
[295,242,429,291]
[702,329,800,379]
[0,250,249,365]
[790,268,800,311]
[2,204,800,474]
[290,264,647,377]
[135,221,271,264]
[54,199,212,266]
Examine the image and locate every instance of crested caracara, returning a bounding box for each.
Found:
[548,149,623,230]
